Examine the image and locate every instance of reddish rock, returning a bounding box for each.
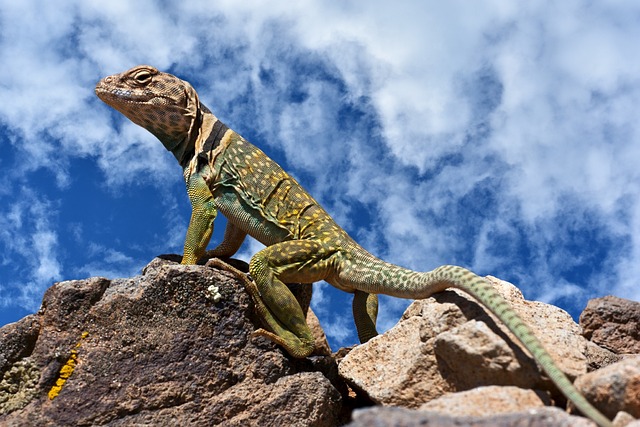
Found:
[573,356,640,420]
[0,258,342,426]
[580,296,640,354]
[584,340,624,372]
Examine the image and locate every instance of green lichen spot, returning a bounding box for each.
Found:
[0,359,41,415]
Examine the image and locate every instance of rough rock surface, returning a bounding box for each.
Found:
[338,276,590,408]
[307,307,332,357]
[584,340,624,372]
[0,258,342,426]
[346,406,595,427]
[418,385,551,416]
[615,412,640,427]
[1,259,637,426]
[580,296,640,354]
[573,356,640,420]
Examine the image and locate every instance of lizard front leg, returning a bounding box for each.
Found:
[182,168,217,265]
[203,222,247,259]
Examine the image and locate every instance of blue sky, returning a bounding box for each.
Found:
[1,1,639,351]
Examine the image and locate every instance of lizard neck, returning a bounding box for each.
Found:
[169,106,206,168]
[170,103,217,168]
[178,104,231,183]
[197,104,229,155]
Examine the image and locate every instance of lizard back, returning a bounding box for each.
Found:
[202,131,349,248]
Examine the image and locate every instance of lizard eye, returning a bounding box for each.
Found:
[133,70,152,84]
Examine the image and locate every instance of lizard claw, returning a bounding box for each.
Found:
[251,328,315,358]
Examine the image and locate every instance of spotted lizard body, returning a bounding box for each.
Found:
[95,65,612,427]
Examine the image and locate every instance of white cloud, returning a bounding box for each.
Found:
[1,0,639,348]
[76,243,140,280]
[0,190,62,311]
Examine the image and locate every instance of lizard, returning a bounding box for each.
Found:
[95,65,613,427]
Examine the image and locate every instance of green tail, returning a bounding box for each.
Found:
[429,266,611,427]
[340,257,612,427]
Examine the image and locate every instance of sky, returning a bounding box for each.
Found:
[0,0,639,351]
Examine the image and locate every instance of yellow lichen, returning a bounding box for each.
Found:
[47,332,88,400]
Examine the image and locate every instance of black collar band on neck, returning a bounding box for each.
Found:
[202,119,229,153]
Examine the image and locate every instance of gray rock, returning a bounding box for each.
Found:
[346,406,595,427]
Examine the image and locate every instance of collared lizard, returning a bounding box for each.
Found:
[95,65,613,427]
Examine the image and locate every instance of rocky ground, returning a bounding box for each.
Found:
[1,257,638,426]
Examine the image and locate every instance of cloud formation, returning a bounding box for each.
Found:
[0,0,638,349]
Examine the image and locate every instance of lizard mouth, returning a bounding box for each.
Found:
[96,84,138,103]
[95,83,173,106]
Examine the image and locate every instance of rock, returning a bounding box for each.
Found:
[584,340,624,372]
[307,306,333,356]
[346,406,595,427]
[338,276,589,408]
[580,296,640,354]
[2,260,636,426]
[0,258,342,426]
[573,356,640,419]
[433,320,541,389]
[615,412,639,426]
[339,314,443,406]
[0,314,42,414]
[418,385,551,416]
[0,314,41,368]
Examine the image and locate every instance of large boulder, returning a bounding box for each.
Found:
[0,258,342,426]
[338,276,589,408]
[580,295,640,355]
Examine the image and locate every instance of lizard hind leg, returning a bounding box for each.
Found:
[248,240,339,358]
[353,290,379,343]
[287,283,312,317]
[205,257,314,358]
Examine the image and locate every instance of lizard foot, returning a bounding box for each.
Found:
[205,258,261,300]
[251,328,314,359]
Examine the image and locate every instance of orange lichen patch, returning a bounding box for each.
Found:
[47,332,89,400]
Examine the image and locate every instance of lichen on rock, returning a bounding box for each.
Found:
[48,331,89,400]
[0,358,40,414]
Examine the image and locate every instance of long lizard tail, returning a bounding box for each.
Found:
[342,257,613,427]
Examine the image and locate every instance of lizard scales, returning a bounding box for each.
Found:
[95,65,613,427]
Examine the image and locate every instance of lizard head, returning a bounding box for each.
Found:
[95,65,202,155]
